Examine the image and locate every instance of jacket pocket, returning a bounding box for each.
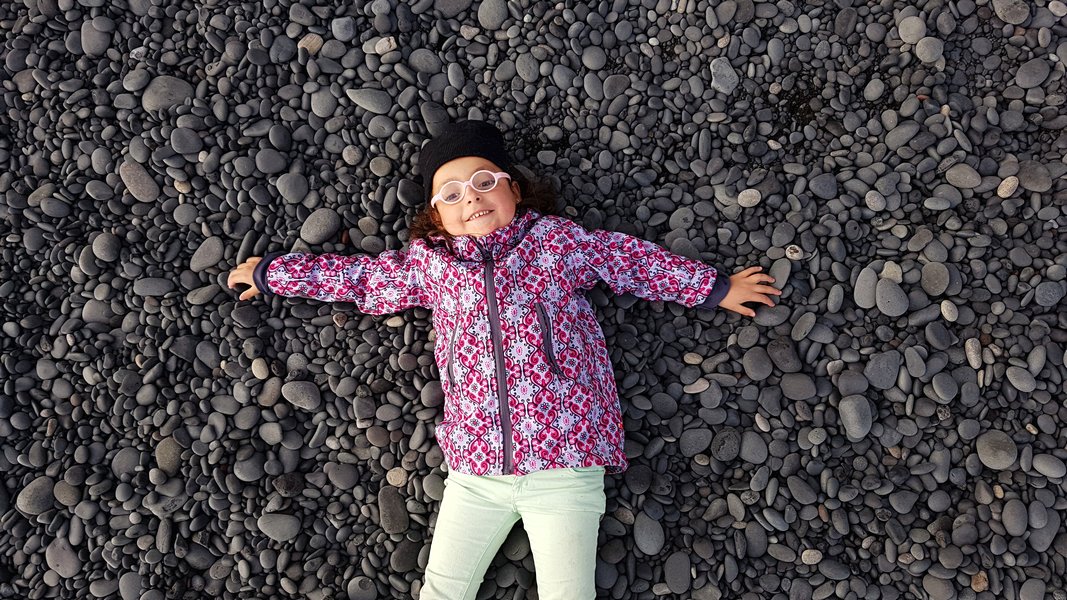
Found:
[447,326,459,385]
[535,302,565,376]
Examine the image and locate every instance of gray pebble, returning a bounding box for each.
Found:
[142,76,194,112]
[258,514,301,541]
[301,208,342,245]
[281,381,321,411]
[709,58,738,95]
[838,395,873,439]
[976,430,1018,470]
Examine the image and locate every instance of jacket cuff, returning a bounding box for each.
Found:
[695,270,731,311]
[253,251,287,297]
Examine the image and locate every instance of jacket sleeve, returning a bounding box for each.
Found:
[251,247,435,314]
[566,220,730,311]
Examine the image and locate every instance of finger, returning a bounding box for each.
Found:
[756,285,782,294]
[740,266,763,275]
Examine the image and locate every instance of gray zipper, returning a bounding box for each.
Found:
[479,241,513,474]
[535,302,564,376]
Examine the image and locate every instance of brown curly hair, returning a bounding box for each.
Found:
[407,167,561,245]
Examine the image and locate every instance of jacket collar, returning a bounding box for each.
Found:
[430,207,540,262]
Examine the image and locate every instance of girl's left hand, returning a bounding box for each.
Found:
[718,266,783,317]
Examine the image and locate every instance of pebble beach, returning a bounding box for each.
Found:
[1,0,1066,599]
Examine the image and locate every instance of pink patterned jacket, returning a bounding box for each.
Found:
[253,208,730,476]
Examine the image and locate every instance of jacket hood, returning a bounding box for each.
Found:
[428,207,541,262]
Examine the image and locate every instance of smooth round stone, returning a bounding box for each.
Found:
[347,577,377,600]
[1015,58,1050,88]
[260,422,283,445]
[119,572,141,600]
[862,79,885,102]
[808,173,838,200]
[119,160,160,202]
[997,176,1019,198]
[142,76,194,112]
[709,57,738,95]
[255,149,287,174]
[477,0,508,29]
[781,373,816,400]
[170,127,202,154]
[993,0,1029,23]
[945,163,981,188]
[1034,281,1064,307]
[838,395,872,439]
[331,17,356,42]
[346,88,391,114]
[378,487,409,534]
[235,454,265,482]
[742,347,772,381]
[819,560,849,580]
[581,46,607,70]
[634,511,665,555]
[864,190,886,211]
[801,549,822,564]
[1005,366,1037,393]
[664,551,691,594]
[854,267,878,309]
[1002,498,1028,536]
[276,173,309,203]
[301,208,341,245]
[739,431,768,464]
[738,188,762,207]
[92,232,121,262]
[680,429,713,457]
[921,262,949,295]
[155,437,182,475]
[1017,160,1053,192]
[787,476,818,504]
[1020,580,1046,600]
[44,536,80,578]
[190,236,223,272]
[898,16,926,43]
[1032,454,1066,478]
[711,428,741,462]
[16,476,55,515]
[876,278,909,317]
[258,514,301,541]
[281,381,321,410]
[922,574,955,600]
[326,463,359,489]
[976,430,1018,470]
[915,37,944,63]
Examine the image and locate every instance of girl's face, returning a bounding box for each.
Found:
[430,156,521,239]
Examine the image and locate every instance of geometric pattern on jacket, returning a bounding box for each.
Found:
[260,207,722,476]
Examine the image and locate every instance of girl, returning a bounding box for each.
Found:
[227,120,781,599]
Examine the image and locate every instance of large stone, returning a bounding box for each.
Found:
[16,476,55,515]
[258,514,301,541]
[839,395,873,440]
[976,430,1018,470]
[142,75,194,112]
[119,161,160,202]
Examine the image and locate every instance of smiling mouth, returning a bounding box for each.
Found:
[467,210,493,222]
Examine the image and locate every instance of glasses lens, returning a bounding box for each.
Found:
[472,171,497,191]
[439,181,465,204]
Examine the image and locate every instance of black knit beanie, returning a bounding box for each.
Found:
[418,120,513,205]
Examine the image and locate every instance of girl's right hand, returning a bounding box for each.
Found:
[228,256,263,301]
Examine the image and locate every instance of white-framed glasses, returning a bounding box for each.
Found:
[430,170,511,208]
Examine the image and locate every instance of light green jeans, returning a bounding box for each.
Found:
[420,466,607,600]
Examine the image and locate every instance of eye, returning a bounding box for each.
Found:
[472,171,496,190]
[439,182,464,203]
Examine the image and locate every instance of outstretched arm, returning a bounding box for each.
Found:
[234,248,435,314]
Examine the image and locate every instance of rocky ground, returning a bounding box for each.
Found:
[1,0,1066,599]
